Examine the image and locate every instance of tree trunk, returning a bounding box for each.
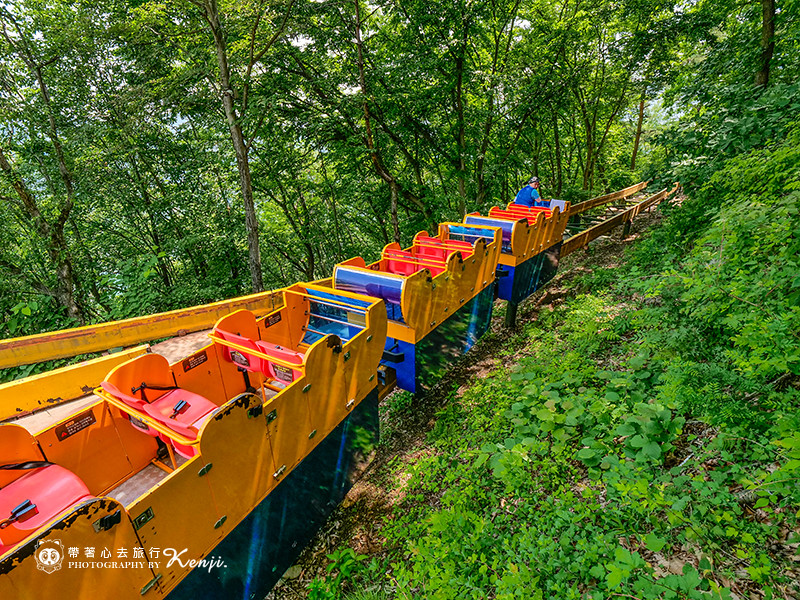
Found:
[454,21,469,218]
[552,110,563,196]
[0,147,83,324]
[583,139,594,191]
[205,0,264,292]
[390,181,401,244]
[631,93,645,170]
[755,0,776,87]
[30,64,84,323]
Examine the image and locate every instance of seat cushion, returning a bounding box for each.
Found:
[0,465,92,548]
[144,389,218,440]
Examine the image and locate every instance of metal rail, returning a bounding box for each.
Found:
[562,186,675,257]
[567,181,649,217]
[0,290,284,369]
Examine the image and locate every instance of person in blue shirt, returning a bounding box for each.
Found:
[513,176,548,207]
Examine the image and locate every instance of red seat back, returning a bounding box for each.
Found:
[213,328,268,373]
[0,465,92,549]
[255,341,303,383]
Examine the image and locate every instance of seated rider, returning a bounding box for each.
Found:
[513,176,548,208]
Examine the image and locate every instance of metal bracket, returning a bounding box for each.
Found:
[346,398,355,409]
[133,508,154,530]
[93,509,121,533]
[141,574,162,595]
[273,465,287,480]
[381,349,405,363]
[266,409,278,423]
[343,351,351,362]
[247,404,263,419]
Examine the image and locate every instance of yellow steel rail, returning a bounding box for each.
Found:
[562,185,677,257]
[0,345,149,420]
[0,291,283,369]
[568,181,649,217]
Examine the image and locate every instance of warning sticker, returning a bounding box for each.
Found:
[183,350,208,372]
[273,364,294,382]
[55,409,97,441]
[264,313,282,328]
[230,350,250,368]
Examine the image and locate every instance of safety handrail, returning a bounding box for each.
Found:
[489,208,548,224]
[415,238,473,251]
[95,386,201,448]
[207,331,307,371]
[288,290,370,314]
[336,264,407,280]
[466,213,526,225]
[302,296,369,315]
[383,252,450,267]
[302,281,387,308]
[503,206,552,216]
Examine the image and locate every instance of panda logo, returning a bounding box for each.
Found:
[34,539,64,574]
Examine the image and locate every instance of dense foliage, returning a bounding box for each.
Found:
[1,0,696,341]
[303,124,800,598]
[0,0,798,596]
[289,2,800,593]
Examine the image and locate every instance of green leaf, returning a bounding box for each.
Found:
[629,434,647,449]
[642,441,662,459]
[605,565,624,588]
[615,423,636,436]
[643,533,666,552]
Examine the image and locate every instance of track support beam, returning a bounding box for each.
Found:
[505,302,518,329]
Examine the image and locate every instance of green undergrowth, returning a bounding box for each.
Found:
[308,126,800,599]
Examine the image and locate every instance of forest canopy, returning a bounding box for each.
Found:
[0,0,797,342]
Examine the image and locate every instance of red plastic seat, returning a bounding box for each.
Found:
[415,236,473,260]
[384,253,427,276]
[489,207,544,225]
[213,329,304,383]
[0,465,92,551]
[504,205,552,218]
[416,235,472,251]
[256,340,303,383]
[100,382,217,458]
